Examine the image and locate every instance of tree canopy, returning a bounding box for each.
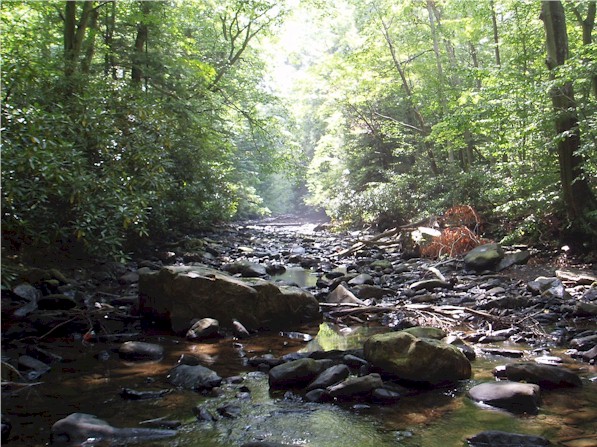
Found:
[2,0,596,261]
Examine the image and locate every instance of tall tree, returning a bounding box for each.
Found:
[540,1,597,235]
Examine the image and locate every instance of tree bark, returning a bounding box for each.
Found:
[540,1,597,228]
[570,2,597,98]
[131,1,150,87]
[489,0,501,67]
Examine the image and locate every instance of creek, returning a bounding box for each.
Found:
[2,216,596,447]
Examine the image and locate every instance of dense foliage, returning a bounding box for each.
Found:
[2,0,596,262]
[287,0,596,248]
[2,0,301,260]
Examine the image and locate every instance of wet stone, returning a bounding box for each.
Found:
[467,381,540,414]
[467,430,553,446]
[168,364,222,390]
[118,341,164,361]
[494,363,582,388]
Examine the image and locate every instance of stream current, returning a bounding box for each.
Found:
[3,218,596,447]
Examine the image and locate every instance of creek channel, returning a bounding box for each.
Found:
[2,217,596,447]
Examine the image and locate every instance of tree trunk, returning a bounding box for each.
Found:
[570,2,597,98]
[131,2,150,86]
[489,0,501,67]
[81,6,99,74]
[379,14,440,176]
[63,1,94,88]
[541,1,597,230]
[104,0,117,79]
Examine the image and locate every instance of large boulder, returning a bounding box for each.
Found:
[139,265,321,333]
[363,331,471,385]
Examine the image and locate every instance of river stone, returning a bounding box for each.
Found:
[467,430,553,446]
[223,261,267,277]
[363,332,471,385]
[118,341,164,361]
[268,358,325,388]
[353,284,393,300]
[306,364,350,391]
[467,381,540,414]
[168,364,222,390]
[37,294,77,310]
[186,318,220,340]
[347,273,374,286]
[496,363,582,388]
[371,387,402,403]
[50,413,177,445]
[139,265,321,333]
[409,279,452,291]
[400,326,446,340]
[495,250,531,271]
[464,243,505,270]
[327,283,366,305]
[327,373,383,399]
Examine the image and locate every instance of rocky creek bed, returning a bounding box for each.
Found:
[1,216,597,447]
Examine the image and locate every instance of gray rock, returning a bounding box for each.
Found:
[50,413,177,445]
[347,274,374,286]
[467,430,553,446]
[400,326,446,340]
[496,363,582,388]
[18,355,51,379]
[186,318,220,340]
[467,381,540,414]
[223,261,267,278]
[409,279,452,291]
[139,265,321,333]
[268,358,326,388]
[464,244,505,270]
[305,388,331,403]
[37,294,77,310]
[119,271,140,284]
[327,283,366,305]
[327,373,383,399]
[371,387,401,403]
[118,341,164,361]
[364,332,471,385]
[353,284,394,300]
[167,364,222,390]
[495,251,531,271]
[306,364,350,391]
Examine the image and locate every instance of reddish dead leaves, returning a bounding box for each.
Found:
[420,205,490,258]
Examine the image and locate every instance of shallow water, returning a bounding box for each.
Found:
[4,321,596,447]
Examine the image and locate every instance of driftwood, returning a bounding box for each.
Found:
[321,301,499,325]
[336,217,436,258]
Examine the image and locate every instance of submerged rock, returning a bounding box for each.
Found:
[50,413,177,445]
[467,430,553,446]
[118,341,164,361]
[363,331,471,385]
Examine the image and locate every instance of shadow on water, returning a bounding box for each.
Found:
[3,323,596,447]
